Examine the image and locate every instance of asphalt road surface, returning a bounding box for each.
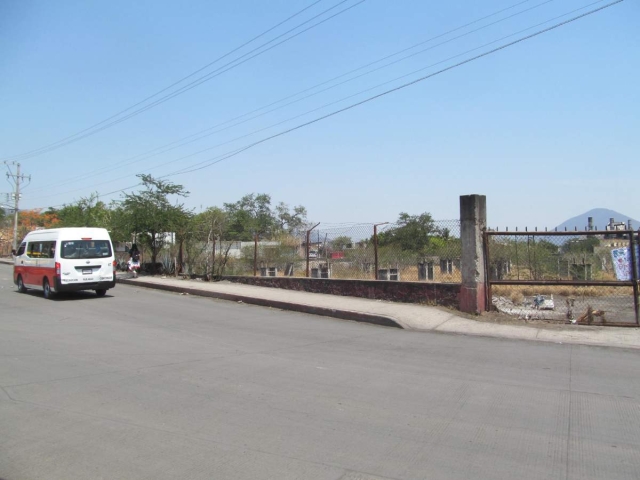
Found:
[1,264,639,480]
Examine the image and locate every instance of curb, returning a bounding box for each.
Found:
[119,278,403,329]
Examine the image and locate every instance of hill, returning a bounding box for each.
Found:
[555,208,639,232]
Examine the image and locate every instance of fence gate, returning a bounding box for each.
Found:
[483,229,639,326]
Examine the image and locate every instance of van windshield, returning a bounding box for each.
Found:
[61,240,112,259]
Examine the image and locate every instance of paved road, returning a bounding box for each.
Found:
[1,265,639,480]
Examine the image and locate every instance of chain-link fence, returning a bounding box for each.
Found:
[298,221,462,281]
[485,230,640,325]
[174,219,462,283]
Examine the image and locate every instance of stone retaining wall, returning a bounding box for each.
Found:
[220,276,460,307]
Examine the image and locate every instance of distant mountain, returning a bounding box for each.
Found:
[555,208,639,232]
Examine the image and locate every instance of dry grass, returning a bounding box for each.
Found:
[501,270,618,283]
[510,291,525,305]
[492,284,622,298]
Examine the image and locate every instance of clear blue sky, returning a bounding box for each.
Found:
[1,0,638,229]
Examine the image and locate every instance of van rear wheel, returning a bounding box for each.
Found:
[17,275,27,293]
[95,289,106,297]
[43,279,54,300]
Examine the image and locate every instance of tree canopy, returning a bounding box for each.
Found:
[377,212,441,253]
[11,174,314,275]
[330,235,353,250]
[119,174,190,266]
[48,193,111,229]
[223,194,307,241]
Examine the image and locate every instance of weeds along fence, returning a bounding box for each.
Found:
[173,220,462,283]
[484,229,640,325]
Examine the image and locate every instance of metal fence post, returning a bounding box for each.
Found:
[630,229,639,325]
[253,234,258,277]
[306,223,320,278]
[373,225,378,280]
[373,222,389,280]
[483,230,492,312]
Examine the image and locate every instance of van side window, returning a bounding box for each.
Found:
[24,241,56,258]
[16,243,26,256]
[39,241,55,258]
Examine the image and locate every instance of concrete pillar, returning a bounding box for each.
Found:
[460,195,487,314]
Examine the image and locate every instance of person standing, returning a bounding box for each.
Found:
[128,243,141,278]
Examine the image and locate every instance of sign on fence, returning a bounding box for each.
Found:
[611,247,640,281]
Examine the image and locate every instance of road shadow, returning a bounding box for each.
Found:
[15,290,113,302]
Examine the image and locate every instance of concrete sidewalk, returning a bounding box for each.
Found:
[118,274,640,350]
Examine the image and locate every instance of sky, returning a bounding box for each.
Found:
[1,0,638,230]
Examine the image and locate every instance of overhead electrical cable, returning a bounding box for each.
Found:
[1,0,363,162]
[36,0,623,208]
[162,0,626,178]
[160,0,618,178]
[29,0,556,194]
[31,0,612,204]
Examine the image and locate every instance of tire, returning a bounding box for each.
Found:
[43,279,54,300]
[17,275,27,293]
[95,289,106,297]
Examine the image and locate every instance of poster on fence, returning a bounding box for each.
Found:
[611,246,640,281]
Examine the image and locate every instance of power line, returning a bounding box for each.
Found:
[1,0,363,162]
[33,0,615,204]
[157,0,617,177]
[161,0,625,178]
[27,0,558,195]
[36,0,624,209]
[31,0,612,204]
[0,0,329,162]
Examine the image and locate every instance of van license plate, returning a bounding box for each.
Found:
[82,269,92,275]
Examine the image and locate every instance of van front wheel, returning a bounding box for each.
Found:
[95,289,106,297]
[43,279,54,300]
[17,275,27,293]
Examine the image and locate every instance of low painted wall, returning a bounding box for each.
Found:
[219,276,460,308]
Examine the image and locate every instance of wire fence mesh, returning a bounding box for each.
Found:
[172,219,462,282]
[486,230,639,325]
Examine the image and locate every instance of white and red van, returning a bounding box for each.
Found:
[13,227,117,299]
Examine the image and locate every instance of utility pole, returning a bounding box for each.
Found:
[5,162,31,251]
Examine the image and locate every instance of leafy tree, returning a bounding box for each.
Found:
[224,193,275,241]
[48,193,112,228]
[17,209,59,239]
[330,235,353,250]
[377,212,441,254]
[524,237,560,280]
[198,207,233,278]
[119,174,190,271]
[223,194,307,241]
[275,202,308,236]
[561,237,599,254]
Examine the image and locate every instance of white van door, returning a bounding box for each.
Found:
[22,242,40,287]
[58,239,114,286]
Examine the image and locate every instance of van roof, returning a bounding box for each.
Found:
[22,227,111,239]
